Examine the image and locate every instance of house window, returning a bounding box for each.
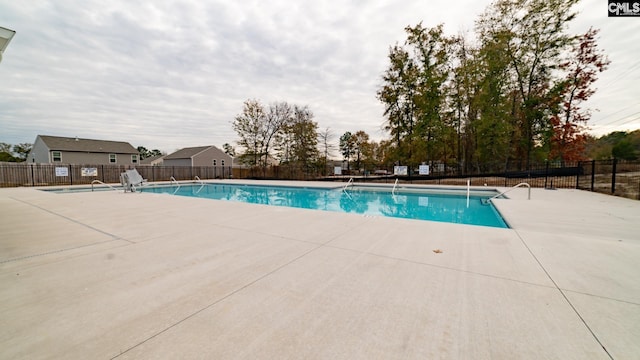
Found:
[52,151,61,162]
[212,159,217,166]
[131,154,138,164]
[221,159,225,166]
[109,154,117,163]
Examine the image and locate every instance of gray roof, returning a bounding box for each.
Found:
[39,135,138,154]
[164,146,212,160]
[140,155,165,164]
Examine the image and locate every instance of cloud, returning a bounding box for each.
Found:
[0,0,638,154]
[570,0,640,135]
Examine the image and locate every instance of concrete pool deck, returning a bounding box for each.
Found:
[1,181,638,359]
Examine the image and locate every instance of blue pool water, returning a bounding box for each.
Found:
[140,184,509,228]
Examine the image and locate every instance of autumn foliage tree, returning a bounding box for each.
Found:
[548,28,610,163]
[377,0,609,171]
[476,0,581,167]
[279,106,319,174]
[377,23,453,169]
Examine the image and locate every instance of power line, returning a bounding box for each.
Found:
[596,111,640,126]
[614,116,640,126]
[600,60,640,89]
[593,117,640,133]
[598,114,640,126]
[594,105,637,123]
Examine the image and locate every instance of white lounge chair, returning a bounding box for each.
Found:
[120,172,129,191]
[121,168,147,192]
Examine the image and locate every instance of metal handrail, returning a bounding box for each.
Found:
[485,182,531,203]
[392,178,399,196]
[194,176,206,193]
[466,179,470,208]
[91,180,120,192]
[343,177,354,191]
[170,176,181,194]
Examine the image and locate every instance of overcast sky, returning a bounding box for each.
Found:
[1,0,638,154]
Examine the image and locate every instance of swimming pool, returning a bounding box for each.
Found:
[139,183,509,228]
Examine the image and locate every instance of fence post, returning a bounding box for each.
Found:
[590,160,595,192]
[611,158,617,194]
[544,161,549,189]
[31,164,35,187]
[69,164,73,185]
[576,161,581,189]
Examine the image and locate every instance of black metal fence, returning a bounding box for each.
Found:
[0,164,232,187]
[320,160,639,200]
[576,159,640,200]
[2,160,638,200]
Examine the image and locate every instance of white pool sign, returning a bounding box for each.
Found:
[393,166,408,176]
[55,167,68,177]
[81,168,98,177]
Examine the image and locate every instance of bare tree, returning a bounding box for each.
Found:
[261,102,292,170]
[318,127,336,176]
[232,99,295,173]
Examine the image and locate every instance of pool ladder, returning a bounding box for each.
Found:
[342,178,354,201]
[91,180,121,192]
[343,177,354,191]
[194,176,206,193]
[169,176,206,194]
[483,182,531,204]
[170,176,181,194]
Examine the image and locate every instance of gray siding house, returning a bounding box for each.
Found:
[140,155,166,166]
[28,135,140,165]
[163,146,232,168]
